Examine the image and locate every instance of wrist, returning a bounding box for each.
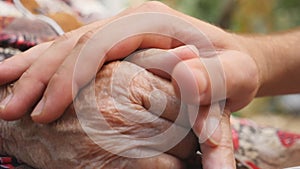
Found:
[230,33,266,96]
[233,30,300,96]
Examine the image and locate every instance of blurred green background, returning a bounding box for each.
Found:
[159,0,300,32]
[149,0,300,131]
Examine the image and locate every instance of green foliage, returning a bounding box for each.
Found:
[175,0,227,24]
[274,0,300,31]
[160,0,300,32]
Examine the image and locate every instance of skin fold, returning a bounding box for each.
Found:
[0,61,199,169]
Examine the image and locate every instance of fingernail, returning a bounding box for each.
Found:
[198,116,222,145]
[206,116,222,146]
[31,97,45,117]
[0,93,13,111]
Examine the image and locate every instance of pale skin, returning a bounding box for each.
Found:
[0,1,299,169]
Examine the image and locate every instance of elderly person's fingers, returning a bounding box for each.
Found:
[0,61,198,169]
[198,109,235,169]
[79,61,198,159]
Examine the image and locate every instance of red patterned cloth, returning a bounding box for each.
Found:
[231,118,300,169]
[0,156,19,169]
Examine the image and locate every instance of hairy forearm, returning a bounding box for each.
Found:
[236,28,300,96]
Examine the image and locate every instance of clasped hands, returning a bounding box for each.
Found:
[0,2,261,169]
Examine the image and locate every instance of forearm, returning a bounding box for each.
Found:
[236,29,300,96]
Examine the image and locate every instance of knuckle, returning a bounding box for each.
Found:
[60,32,73,41]
[49,65,72,89]
[48,73,65,93]
[50,33,70,48]
[21,70,47,89]
[52,31,74,46]
[222,109,231,118]
[118,1,170,18]
[140,1,168,10]
[51,67,66,83]
[77,30,96,45]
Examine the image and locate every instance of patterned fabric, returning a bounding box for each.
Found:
[0,32,37,51]
[0,156,19,169]
[232,118,300,169]
[0,0,59,60]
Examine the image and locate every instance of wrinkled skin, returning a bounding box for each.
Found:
[0,61,198,169]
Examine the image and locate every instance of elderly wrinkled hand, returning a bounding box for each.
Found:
[0,60,200,169]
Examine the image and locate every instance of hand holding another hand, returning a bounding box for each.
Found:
[0,2,269,169]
